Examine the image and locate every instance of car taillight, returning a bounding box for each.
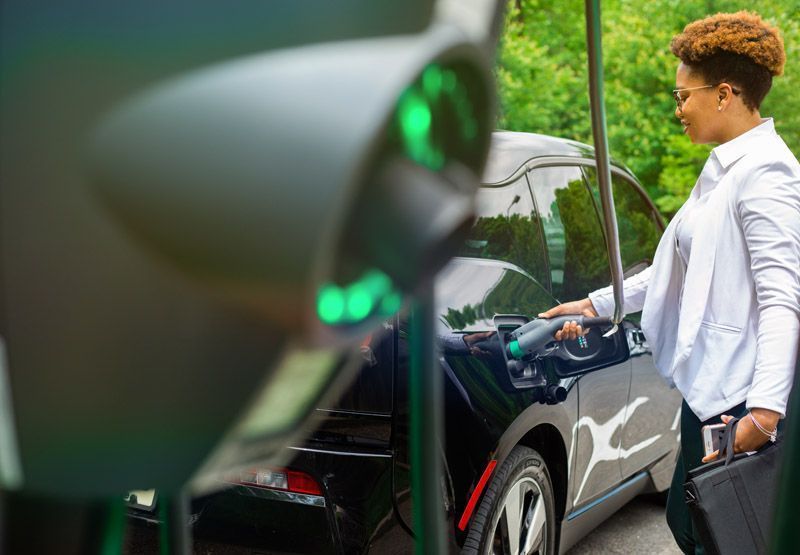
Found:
[286,470,323,495]
[231,467,322,496]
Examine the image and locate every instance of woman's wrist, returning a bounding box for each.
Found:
[749,408,779,440]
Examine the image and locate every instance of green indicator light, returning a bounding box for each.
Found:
[319,270,396,325]
[346,286,373,321]
[422,64,443,98]
[317,284,345,324]
[397,64,447,171]
[380,290,403,315]
[509,340,524,359]
[397,87,438,168]
[396,63,480,171]
[399,90,432,141]
[360,268,392,297]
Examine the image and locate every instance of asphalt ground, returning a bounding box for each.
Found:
[565,495,681,554]
[124,495,680,554]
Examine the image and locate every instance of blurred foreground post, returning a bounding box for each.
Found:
[770,346,800,553]
[410,289,447,554]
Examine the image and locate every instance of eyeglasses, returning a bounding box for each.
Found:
[672,84,741,111]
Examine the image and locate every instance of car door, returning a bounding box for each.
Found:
[392,171,557,535]
[583,167,682,482]
[527,163,631,507]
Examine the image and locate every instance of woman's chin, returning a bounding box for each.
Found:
[685,130,705,145]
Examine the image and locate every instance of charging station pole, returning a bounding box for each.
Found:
[409,287,447,554]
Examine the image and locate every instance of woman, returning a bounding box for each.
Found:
[540,11,799,554]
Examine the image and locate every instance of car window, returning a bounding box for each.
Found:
[436,258,553,332]
[482,268,555,319]
[582,167,662,276]
[436,259,505,332]
[458,176,549,288]
[528,165,611,302]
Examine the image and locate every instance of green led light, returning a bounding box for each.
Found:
[397,65,444,171]
[317,284,345,324]
[397,88,438,169]
[398,90,432,141]
[380,290,403,316]
[395,63,480,171]
[422,65,443,98]
[360,269,392,297]
[346,286,373,321]
[318,269,399,326]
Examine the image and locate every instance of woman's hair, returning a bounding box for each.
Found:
[670,11,785,111]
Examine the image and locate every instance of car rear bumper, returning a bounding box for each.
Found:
[126,445,408,554]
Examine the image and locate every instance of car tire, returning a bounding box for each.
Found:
[462,446,556,555]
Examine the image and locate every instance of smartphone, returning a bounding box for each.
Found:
[701,423,726,457]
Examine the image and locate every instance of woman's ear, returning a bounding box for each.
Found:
[717,83,733,111]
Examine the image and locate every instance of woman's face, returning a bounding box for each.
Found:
[674,63,724,144]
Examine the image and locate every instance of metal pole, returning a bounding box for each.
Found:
[584,0,625,324]
[409,287,446,554]
[159,492,192,555]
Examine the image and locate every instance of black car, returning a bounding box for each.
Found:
[127,131,682,555]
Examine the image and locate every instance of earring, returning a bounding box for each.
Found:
[717,101,722,112]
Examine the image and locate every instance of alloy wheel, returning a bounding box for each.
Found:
[488,476,547,555]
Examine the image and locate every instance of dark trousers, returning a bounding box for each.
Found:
[665,400,748,555]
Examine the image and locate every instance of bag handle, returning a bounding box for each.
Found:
[718,416,740,466]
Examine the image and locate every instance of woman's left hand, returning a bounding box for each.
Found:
[701,408,780,463]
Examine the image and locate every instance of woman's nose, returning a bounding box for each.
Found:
[674,104,682,119]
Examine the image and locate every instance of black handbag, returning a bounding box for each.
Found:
[683,416,783,555]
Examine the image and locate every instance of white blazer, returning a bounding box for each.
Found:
[590,119,800,421]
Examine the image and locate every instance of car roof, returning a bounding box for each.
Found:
[482,130,598,185]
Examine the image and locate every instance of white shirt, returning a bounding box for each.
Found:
[675,155,721,266]
[673,158,718,309]
[589,119,800,420]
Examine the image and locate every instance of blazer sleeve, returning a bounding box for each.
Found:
[738,163,800,418]
[587,265,652,318]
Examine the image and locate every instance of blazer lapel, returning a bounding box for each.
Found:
[641,195,696,378]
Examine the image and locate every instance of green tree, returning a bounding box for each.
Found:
[497,0,800,218]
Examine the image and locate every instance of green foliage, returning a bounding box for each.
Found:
[656,135,711,214]
[443,303,480,329]
[584,168,663,269]
[553,179,611,300]
[497,0,800,218]
[463,211,549,285]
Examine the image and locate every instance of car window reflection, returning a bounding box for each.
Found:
[529,166,611,301]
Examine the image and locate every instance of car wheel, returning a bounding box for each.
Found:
[463,446,556,555]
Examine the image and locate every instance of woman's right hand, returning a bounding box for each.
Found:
[538,298,599,341]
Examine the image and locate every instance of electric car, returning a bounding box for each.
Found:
[126,131,682,555]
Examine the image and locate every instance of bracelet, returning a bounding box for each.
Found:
[749,413,778,443]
